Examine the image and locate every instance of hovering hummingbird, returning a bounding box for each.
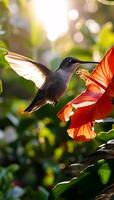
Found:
[5,52,99,113]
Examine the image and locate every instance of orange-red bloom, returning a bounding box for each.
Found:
[57,47,114,142]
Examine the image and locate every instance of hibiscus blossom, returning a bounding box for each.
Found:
[57,47,114,142]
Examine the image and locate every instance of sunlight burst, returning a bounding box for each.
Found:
[33,0,69,41]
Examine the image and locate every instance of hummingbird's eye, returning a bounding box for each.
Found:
[68,58,72,63]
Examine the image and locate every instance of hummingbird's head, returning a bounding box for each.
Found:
[62,57,80,65]
[59,57,99,70]
[59,57,81,70]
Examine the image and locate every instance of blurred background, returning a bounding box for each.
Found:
[0,0,114,199]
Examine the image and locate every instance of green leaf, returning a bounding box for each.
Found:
[49,177,78,200]
[65,47,92,61]
[98,161,111,184]
[0,80,3,94]
[98,0,114,5]
[0,44,8,69]
[7,164,19,173]
[2,0,9,8]
[97,22,114,51]
[25,187,49,200]
[30,20,46,47]
[96,129,114,143]
[0,42,8,52]
[37,187,49,200]
[49,159,114,200]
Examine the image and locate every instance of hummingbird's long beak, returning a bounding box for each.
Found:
[79,60,99,64]
[71,59,99,72]
[72,60,99,71]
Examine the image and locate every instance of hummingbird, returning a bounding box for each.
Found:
[5,52,99,113]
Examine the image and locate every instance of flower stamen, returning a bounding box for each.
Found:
[76,68,92,85]
[76,68,106,90]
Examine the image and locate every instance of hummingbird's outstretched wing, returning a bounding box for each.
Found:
[5,52,51,88]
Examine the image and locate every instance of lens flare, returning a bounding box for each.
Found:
[33,0,68,41]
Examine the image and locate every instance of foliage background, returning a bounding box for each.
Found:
[0,0,114,199]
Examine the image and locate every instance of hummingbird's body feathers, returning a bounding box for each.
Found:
[5,52,51,88]
[4,51,99,113]
[25,70,70,113]
[45,70,70,100]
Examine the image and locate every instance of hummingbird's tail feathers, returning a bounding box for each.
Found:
[25,99,46,113]
[24,89,46,113]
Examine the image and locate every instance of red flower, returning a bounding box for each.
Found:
[57,47,114,142]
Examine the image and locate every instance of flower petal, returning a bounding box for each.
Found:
[67,94,112,141]
[68,122,96,142]
[57,47,114,142]
[57,103,74,122]
[106,79,114,97]
[71,84,103,108]
[91,46,114,89]
[92,93,112,120]
[57,84,103,122]
[69,94,112,126]
[68,106,93,127]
